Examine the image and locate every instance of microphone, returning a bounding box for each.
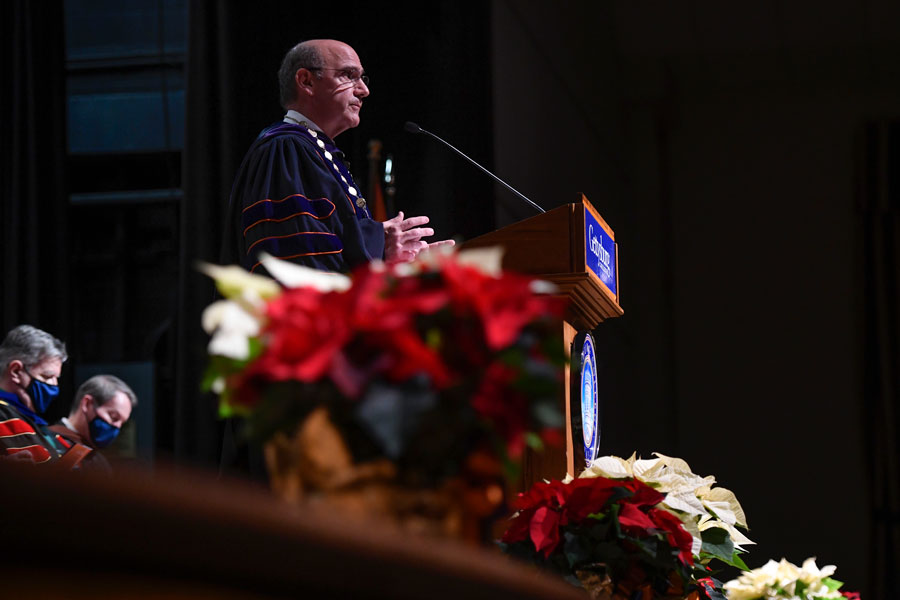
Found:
[404,121,545,214]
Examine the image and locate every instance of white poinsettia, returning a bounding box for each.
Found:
[632,452,694,481]
[198,261,277,364]
[735,560,780,598]
[385,244,560,294]
[798,556,836,584]
[397,244,505,278]
[699,485,748,527]
[258,252,351,291]
[581,452,636,479]
[197,261,281,301]
[529,279,558,294]
[723,557,843,600]
[456,246,505,276]
[677,515,704,558]
[201,298,262,361]
[698,515,755,550]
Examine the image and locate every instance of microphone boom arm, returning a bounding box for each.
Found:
[405,122,545,214]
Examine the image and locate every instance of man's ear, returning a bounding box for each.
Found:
[7,360,25,385]
[295,68,316,96]
[79,394,94,415]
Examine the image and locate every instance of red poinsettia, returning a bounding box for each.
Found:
[439,258,565,349]
[246,265,456,393]
[219,255,565,411]
[502,476,677,559]
[565,476,639,521]
[471,362,530,457]
[261,288,351,381]
[648,507,694,565]
[500,475,713,599]
[204,252,567,490]
[697,577,718,597]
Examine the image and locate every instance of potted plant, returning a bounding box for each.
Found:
[201,248,567,541]
[499,453,754,599]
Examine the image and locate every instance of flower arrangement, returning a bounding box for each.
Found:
[499,453,754,600]
[722,558,860,600]
[581,453,754,568]
[200,249,567,533]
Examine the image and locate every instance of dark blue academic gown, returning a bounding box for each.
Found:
[223,121,385,274]
[220,120,385,481]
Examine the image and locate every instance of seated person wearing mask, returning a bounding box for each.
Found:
[0,325,68,463]
[48,374,136,474]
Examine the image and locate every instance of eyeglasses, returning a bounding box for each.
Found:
[306,67,369,87]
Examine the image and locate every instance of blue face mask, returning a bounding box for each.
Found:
[88,416,120,449]
[25,371,60,414]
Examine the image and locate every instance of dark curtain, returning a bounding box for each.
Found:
[0,0,69,345]
[860,122,900,599]
[175,0,494,468]
[173,1,239,466]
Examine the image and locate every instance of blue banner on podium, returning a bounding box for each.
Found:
[584,208,617,297]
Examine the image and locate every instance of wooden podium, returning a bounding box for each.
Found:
[463,194,623,487]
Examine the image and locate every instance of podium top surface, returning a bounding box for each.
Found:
[463,195,623,329]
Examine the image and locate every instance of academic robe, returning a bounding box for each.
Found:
[220,121,385,481]
[222,122,385,274]
[47,422,112,475]
[0,390,65,464]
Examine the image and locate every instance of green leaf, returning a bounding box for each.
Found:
[631,536,659,559]
[607,486,635,505]
[699,527,740,568]
[524,432,544,452]
[729,550,749,571]
[700,527,730,545]
[563,531,592,568]
[425,327,442,349]
[246,336,263,361]
[822,577,843,592]
[218,396,250,419]
[200,364,221,393]
[498,347,526,368]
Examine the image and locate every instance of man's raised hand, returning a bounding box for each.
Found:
[383,211,455,264]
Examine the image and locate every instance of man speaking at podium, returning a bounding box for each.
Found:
[221,40,454,479]
[223,39,453,275]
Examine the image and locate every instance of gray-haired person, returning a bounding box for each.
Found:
[0,325,68,463]
[48,374,137,474]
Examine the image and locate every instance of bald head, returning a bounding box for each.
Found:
[277,39,369,138]
[278,40,324,108]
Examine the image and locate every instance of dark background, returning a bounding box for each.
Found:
[2,0,897,597]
